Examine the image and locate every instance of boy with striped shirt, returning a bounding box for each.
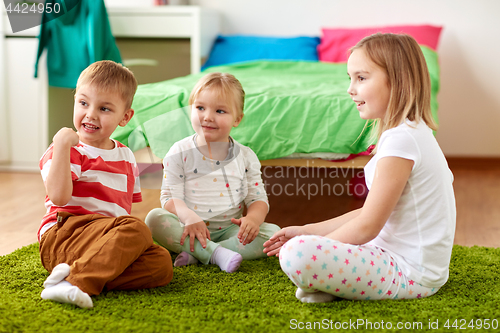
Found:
[38,61,173,308]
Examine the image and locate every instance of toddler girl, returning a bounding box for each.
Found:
[146,72,280,273]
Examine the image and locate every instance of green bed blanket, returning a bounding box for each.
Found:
[112,46,439,161]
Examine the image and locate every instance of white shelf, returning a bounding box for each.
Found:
[0,6,219,171]
[2,6,218,73]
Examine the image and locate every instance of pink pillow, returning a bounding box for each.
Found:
[318,25,442,63]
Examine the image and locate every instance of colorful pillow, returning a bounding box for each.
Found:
[202,35,320,70]
[318,25,442,63]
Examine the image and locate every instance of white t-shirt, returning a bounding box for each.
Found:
[161,135,269,231]
[364,120,456,288]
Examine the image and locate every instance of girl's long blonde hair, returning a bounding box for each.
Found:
[350,33,437,144]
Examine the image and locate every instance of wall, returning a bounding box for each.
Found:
[0,11,8,162]
[188,0,500,157]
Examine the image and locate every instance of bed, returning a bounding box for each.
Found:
[111,25,442,172]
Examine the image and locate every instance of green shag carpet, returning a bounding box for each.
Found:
[1,244,499,333]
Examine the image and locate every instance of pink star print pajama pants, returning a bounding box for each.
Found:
[279,235,439,300]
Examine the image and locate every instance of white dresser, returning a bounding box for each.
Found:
[0,6,219,171]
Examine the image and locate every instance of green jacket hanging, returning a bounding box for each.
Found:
[34,0,122,89]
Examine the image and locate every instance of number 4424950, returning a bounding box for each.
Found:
[444,319,498,330]
[5,2,62,14]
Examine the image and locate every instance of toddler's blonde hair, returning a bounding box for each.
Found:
[350,33,437,142]
[76,60,138,110]
[189,72,245,117]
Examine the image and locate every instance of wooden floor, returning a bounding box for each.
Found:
[1,158,499,256]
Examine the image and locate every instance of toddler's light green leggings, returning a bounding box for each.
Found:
[145,208,281,264]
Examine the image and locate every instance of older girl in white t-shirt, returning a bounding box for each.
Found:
[263,33,456,302]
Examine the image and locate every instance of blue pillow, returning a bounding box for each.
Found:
[202,35,320,70]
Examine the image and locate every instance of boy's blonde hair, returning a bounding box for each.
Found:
[350,33,437,142]
[76,60,138,110]
[189,72,245,117]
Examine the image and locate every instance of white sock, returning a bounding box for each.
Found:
[43,263,71,288]
[209,246,243,273]
[295,287,336,303]
[41,280,93,308]
[174,252,200,267]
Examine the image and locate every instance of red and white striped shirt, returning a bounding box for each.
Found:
[38,140,142,241]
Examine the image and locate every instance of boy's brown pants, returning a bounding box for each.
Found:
[39,212,173,296]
